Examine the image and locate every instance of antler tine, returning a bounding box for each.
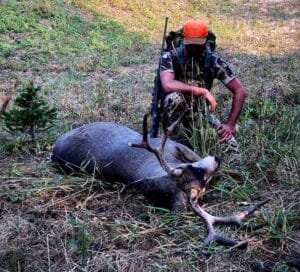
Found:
[141,113,149,143]
[233,199,270,222]
[189,198,269,249]
[128,113,175,175]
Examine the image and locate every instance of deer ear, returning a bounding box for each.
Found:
[175,145,202,163]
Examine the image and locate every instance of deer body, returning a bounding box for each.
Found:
[51,121,214,210]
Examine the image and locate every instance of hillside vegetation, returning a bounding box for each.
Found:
[0,0,299,271]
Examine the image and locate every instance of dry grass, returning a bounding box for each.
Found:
[74,0,300,55]
[1,168,298,271]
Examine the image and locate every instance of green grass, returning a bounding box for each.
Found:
[0,0,150,72]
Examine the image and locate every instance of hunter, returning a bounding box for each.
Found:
[160,19,246,142]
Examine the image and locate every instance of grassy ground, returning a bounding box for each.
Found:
[0,0,299,271]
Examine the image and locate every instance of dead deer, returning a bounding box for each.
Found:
[51,111,268,248]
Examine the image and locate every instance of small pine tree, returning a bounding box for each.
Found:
[3,82,57,140]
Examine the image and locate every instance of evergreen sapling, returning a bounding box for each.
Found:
[3,82,57,140]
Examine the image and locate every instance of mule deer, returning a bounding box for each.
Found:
[51,112,268,248]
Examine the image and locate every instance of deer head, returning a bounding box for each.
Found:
[129,111,220,203]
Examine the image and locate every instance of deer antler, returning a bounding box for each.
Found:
[189,198,269,249]
[129,109,190,176]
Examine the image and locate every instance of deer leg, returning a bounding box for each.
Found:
[189,198,269,248]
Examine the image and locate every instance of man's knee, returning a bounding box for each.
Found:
[163,92,186,110]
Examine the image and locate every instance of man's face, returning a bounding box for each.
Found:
[185,44,205,59]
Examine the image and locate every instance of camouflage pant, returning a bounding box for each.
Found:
[162,92,207,139]
[162,92,241,151]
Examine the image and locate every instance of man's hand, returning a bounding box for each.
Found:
[217,124,234,142]
[193,87,217,112]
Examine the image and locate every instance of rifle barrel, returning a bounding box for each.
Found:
[150,17,169,138]
[158,17,168,69]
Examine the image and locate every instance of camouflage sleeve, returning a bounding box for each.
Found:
[213,57,236,85]
[160,51,174,73]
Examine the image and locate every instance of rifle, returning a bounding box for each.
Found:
[150,17,168,138]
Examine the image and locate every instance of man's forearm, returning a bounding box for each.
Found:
[160,71,218,111]
[160,71,201,94]
[161,79,196,94]
[226,88,246,127]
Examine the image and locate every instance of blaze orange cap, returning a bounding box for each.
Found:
[183,20,208,45]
